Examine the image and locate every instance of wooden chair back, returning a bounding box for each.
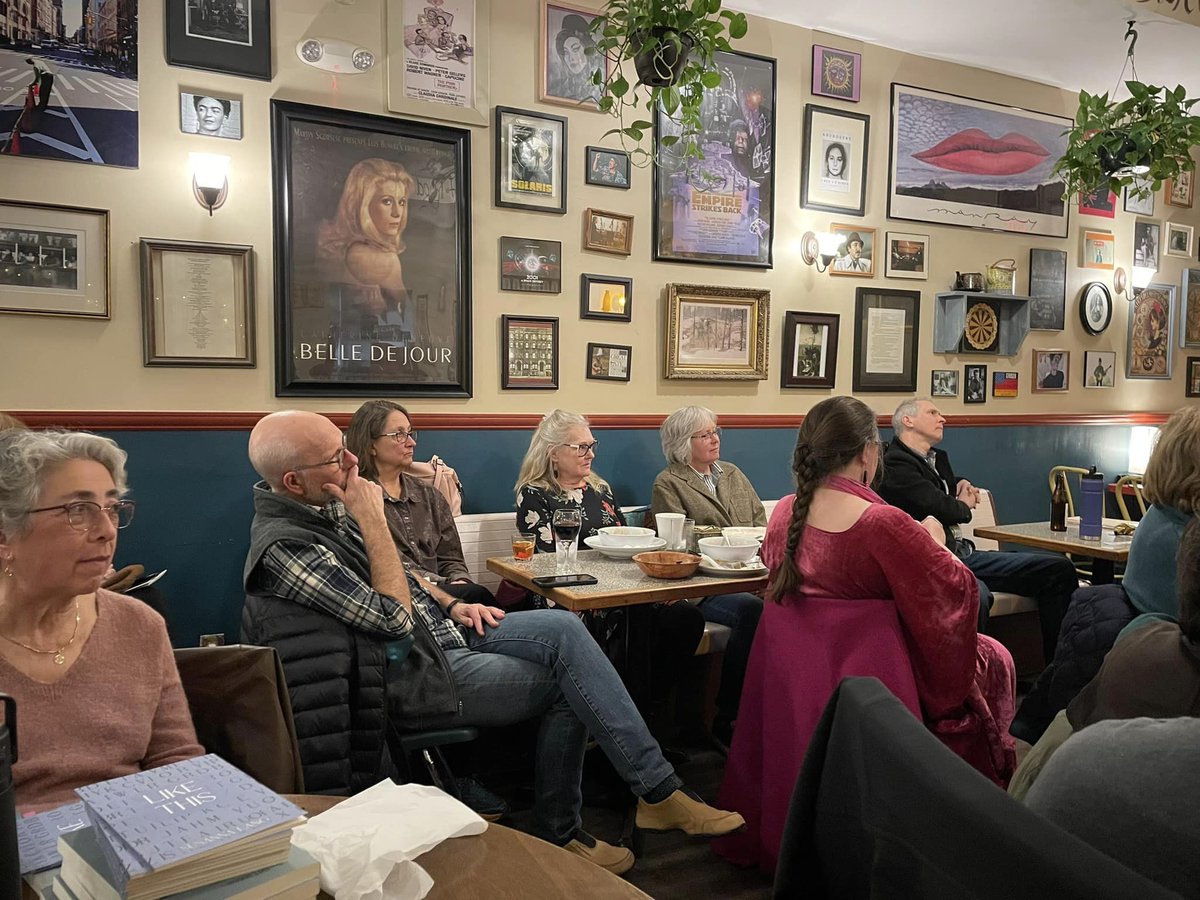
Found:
[1113,474,1147,521]
[1047,466,1090,517]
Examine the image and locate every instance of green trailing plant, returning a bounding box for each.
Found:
[588,0,749,166]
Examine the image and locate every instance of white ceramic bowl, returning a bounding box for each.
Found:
[697,535,760,564]
[585,535,667,559]
[722,526,766,543]
[597,526,658,547]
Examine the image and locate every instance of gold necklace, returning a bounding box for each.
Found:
[0,598,81,665]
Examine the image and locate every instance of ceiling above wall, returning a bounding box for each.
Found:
[734,0,1200,98]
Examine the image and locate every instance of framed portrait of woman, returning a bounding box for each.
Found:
[801,104,869,216]
[538,1,610,110]
[271,100,473,397]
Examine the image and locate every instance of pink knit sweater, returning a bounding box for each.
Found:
[2,589,203,808]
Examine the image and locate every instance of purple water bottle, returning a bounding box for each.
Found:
[1079,466,1104,542]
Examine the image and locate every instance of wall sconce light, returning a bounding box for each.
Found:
[1112,266,1128,298]
[1130,264,1156,293]
[800,230,842,273]
[190,152,229,215]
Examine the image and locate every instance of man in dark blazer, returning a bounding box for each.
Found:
[878,398,1076,665]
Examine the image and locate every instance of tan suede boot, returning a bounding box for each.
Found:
[562,831,636,875]
[635,789,746,836]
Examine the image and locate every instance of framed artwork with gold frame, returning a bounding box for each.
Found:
[664,283,769,380]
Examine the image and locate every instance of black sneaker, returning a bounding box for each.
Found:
[454,776,509,821]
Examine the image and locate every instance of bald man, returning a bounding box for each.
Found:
[240,411,743,875]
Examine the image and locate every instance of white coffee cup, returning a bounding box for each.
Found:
[655,512,685,549]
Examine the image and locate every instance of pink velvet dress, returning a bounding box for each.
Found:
[715,476,1016,872]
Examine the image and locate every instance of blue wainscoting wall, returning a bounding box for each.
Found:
[101,421,1140,648]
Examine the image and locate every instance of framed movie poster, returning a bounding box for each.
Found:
[1083,350,1116,388]
[664,283,770,380]
[801,105,869,216]
[852,287,920,392]
[1028,248,1066,330]
[653,50,776,268]
[499,237,561,293]
[580,273,632,322]
[502,314,559,389]
[179,90,243,140]
[780,311,839,389]
[1126,283,1176,379]
[0,200,109,318]
[888,84,1071,237]
[495,107,567,214]
[167,0,271,81]
[586,342,632,382]
[539,1,609,110]
[812,45,861,102]
[884,232,929,280]
[271,100,472,398]
[1181,268,1200,348]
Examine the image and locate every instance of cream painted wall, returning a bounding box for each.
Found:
[2,0,1196,416]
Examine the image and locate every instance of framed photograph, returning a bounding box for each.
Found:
[1079,281,1114,336]
[502,315,559,389]
[179,90,243,140]
[812,45,861,102]
[828,223,875,277]
[992,371,1019,398]
[1127,283,1176,379]
[139,239,254,367]
[963,364,987,404]
[385,0,491,127]
[1032,348,1069,392]
[585,146,631,189]
[852,287,920,392]
[586,342,632,382]
[781,311,839,389]
[1078,188,1116,218]
[1134,219,1161,270]
[1124,180,1155,215]
[1166,222,1194,258]
[539,1,609,110]
[166,0,271,81]
[1081,229,1115,270]
[1166,171,1194,209]
[499,237,561,293]
[653,50,776,268]
[583,208,634,255]
[664,283,770,380]
[1083,350,1116,389]
[801,104,869,217]
[580,273,632,322]
[888,84,1071,237]
[1187,357,1200,398]
[1028,248,1067,330]
[270,100,472,398]
[1181,268,1200,348]
[931,368,959,397]
[495,106,567,214]
[884,231,929,280]
[0,200,109,318]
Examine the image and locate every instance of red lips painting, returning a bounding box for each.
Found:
[912,128,1050,176]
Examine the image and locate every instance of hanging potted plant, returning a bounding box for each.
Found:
[588,0,749,165]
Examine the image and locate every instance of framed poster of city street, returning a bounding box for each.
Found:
[801,104,869,216]
[653,50,776,268]
[167,0,272,81]
[0,200,109,318]
[1126,283,1176,379]
[852,287,919,392]
[888,84,1071,237]
[780,311,839,389]
[495,106,568,214]
[502,314,559,389]
[664,283,770,380]
[271,100,472,398]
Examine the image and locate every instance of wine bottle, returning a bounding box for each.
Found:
[1050,472,1068,532]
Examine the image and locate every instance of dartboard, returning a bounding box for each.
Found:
[964,303,999,351]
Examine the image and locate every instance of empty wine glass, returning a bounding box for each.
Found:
[551,507,583,574]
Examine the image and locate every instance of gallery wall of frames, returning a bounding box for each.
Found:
[1,0,1198,416]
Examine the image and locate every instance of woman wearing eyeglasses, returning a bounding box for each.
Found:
[0,429,202,808]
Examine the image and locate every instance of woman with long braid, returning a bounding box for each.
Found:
[714,396,1017,873]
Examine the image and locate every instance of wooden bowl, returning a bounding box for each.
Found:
[632,550,702,579]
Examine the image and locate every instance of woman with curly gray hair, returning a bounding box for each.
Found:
[0,429,201,808]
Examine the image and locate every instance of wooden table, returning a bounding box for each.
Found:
[971,521,1133,584]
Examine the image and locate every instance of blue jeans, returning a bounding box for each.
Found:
[443,610,679,844]
[966,549,1076,663]
[696,592,762,727]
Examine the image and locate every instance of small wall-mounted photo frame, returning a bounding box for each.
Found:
[583,208,634,255]
[884,231,928,280]
[1124,180,1155,215]
[179,90,243,140]
[0,200,109,319]
[1166,222,1194,258]
[501,314,559,389]
[580,273,632,322]
[992,370,1018,398]
[1133,219,1161,270]
[495,106,568,214]
[584,146,631,189]
[811,45,861,102]
[1083,350,1116,389]
[1166,171,1194,209]
[1032,348,1069,392]
[1186,356,1200,398]
[1078,188,1116,218]
[166,0,272,80]
[1081,229,1115,270]
[828,223,876,277]
[963,364,987,404]
[586,342,631,382]
[1182,268,1200,348]
[499,236,562,293]
[1079,281,1114,336]
[931,369,958,397]
[781,311,839,389]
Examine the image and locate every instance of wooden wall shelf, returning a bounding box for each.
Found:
[934,291,1031,356]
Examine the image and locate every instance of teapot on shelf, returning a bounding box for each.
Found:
[954,271,985,292]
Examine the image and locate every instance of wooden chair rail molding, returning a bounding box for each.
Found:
[8,411,1174,431]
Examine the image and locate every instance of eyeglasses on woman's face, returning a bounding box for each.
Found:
[690,428,721,441]
[376,428,418,444]
[560,441,598,457]
[27,499,136,532]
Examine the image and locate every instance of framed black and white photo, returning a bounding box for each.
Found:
[1032,348,1069,392]
[931,369,958,397]
[884,232,928,280]
[539,1,609,110]
[1079,281,1113,336]
[963,364,987,403]
[495,106,567,214]
[179,90,243,139]
[1166,222,1193,258]
[1133,219,1160,270]
[801,105,869,217]
[0,200,109,318]
[167,0,272,80]
[1167,171,1194,209]
[852,287,919,392]
[781,311,839,389]
[580,273,632,322]
[499,237,561,293]
[502,314,559,389]
[1124,180,1155,215]
[1083,350,1116,388]
[1028,248,1067,330]
[585,146,631,189]
[586,342,631,382]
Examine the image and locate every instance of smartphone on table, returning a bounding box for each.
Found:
[531,573,599,588]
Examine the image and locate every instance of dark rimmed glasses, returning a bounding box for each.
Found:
[377,429,418,444]
[561,441,598,457]
[292,446,350,472]
[28,500,136,532]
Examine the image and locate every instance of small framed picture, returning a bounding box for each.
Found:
[781,311,839,389]
[1083,350,1116,388]
[586,342,632,382]
[538,1,609,110]
[992,371,1018,398]
[800,105,869,216]
[931,369,959,397]
[1124,181,1155,215]
[1079,281,1114,336]
[495,106,568,214]
[1081,229,1115,270]
[1182,268,1200,348]
[583,208,633,255]
[1032,349,1069,392]
[166,0,272,80]
[812,44,861,102]
[499,237,561,293]
[501,314,559,389]
[828,223,875,277]
[1186,356,1200,398]
[884,232,929,280]
[580,273,632,322]
[1166,171,1194,209]
[179,91,243,140]
[964,364,987,404]
[1133,219,1161,270]
[1166,222,1194,258]
[1078,188,1116,218]
[585,146,631,189]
